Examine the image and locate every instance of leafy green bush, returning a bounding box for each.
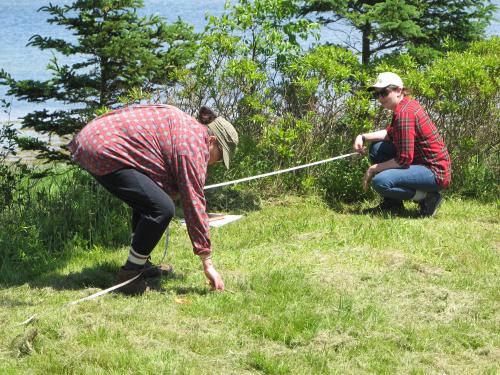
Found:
[407,37,500,196]
[0,120,22,210]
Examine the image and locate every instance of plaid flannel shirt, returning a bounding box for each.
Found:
[68,104,212,255]
[386,97,451,188]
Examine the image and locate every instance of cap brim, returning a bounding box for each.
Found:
[367,84,385,91]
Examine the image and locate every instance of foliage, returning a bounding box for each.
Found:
[167,0,321,190]
[0,100,33,211]
[0,0,197,160]
[0,168,130,280]
[164,1,499,201]
[300,0,497,65]
[273,45,369,200]
[406,37,500,194]
[168,0,319,121]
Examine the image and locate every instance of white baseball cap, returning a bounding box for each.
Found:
[368,72,404,90]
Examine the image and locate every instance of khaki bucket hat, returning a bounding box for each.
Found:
[207,117,239,169]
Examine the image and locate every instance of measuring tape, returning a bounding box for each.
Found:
[205,152,357,190]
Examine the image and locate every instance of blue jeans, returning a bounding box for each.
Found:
[369,141,441,201]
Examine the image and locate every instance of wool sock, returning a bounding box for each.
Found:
[412,190,427,201]
[124,247,149,270]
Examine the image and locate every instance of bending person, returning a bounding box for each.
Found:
[68,104,238,294]
[353,72,451,216]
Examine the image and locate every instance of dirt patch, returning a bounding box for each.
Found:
[294,231,328,241]
[311,330,356,351]
[411,262,446,276]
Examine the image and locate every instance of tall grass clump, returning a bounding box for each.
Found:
[0,167,130,284]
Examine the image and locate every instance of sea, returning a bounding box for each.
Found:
[0,0,229,122]
[0,0,499,123]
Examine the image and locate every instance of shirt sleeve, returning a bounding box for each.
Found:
[176,155,211,256]
[392,110,416,168]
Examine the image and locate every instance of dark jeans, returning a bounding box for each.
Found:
[369,141,441,201]
[94,168,175,256]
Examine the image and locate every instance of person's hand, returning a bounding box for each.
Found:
[200,256,224,291]
[363,166,377,192]
[353,134,366,154]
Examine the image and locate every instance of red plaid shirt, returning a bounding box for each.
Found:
[386,97,451,188]
[68,104,212,255]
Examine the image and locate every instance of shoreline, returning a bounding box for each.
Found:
[1,120,71,163]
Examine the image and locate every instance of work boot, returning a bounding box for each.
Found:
[362,198,405,215]
[419,192,443,217]
[142,258,174,278]
[116,267,146,296]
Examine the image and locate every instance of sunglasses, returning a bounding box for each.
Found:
[372,87,391,99]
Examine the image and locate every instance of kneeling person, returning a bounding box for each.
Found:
[353,72,451,216]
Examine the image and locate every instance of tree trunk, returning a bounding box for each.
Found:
[361,22,371,65]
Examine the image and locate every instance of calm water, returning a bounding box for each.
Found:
[1,0,499,122]
[0,0,227,121]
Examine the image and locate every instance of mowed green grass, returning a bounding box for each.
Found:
[1,196,498,374]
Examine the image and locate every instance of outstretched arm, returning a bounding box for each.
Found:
[177,155,225,291]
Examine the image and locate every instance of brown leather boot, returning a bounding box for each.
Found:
[142,258,174,278]
[116,267,146,296]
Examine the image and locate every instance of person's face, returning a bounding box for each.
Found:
[208,136,223,166]
[373,86,403,111]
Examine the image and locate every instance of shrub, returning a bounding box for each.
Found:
[407,37,500,195]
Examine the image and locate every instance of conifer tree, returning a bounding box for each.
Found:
[0,0,197,160]
[301,0,496,65]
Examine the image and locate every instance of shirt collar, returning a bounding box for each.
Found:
[395,96,410,112]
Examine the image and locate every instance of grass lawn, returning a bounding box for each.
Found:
[1,196,498,374]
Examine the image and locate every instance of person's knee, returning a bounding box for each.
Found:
[369,142,380,163]
[153,198,175,226]
[372,174,391,195]
[369,141,397,163]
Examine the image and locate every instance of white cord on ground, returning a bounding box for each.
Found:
[18,229,171,326]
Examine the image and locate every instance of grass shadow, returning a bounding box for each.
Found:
[328,197,425,219]
[346,205,424,219]
[28,262,119,290]
[21,262,186,292]
[0,298,34,308]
